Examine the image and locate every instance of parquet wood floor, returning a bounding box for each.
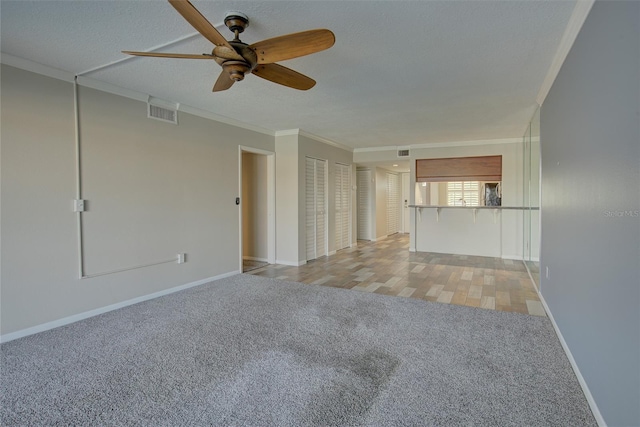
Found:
[248,233,546,316]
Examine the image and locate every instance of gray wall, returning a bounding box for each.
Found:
[1,64,274,335]
[540,2,639,426]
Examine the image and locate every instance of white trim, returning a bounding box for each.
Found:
[372,235,388,242]
[77,75,148,102]
[1,53,74,82]
[0,54,276,137]
[238,146,277,272]
[538,293,607,427]
[353,138,521,154]
[502,254,524,261]
[328,250,337,256]
[182,105,274,136]
[276,259,307,267]
[354,145,402,153]
[410,138,522,150]
[274,129,300,137]
[300,130,353,153]
[276,129,354,153]
[0,271,239,343]
[536,0,595,106]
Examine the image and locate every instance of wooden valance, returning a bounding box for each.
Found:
[416,155,502,182]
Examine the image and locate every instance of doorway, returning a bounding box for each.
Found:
[239,147,275,273]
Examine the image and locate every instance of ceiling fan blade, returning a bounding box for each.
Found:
[212,46,245,61]
[250,29,335,64]
[252,63,316,90]
[213,71,235,92]
[122,51,216,59]
[168,0,233,49]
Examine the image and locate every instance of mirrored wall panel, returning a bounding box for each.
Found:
[523,107,540,288]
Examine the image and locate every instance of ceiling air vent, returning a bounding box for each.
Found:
[147,97,178,124]
[397,149,410,158]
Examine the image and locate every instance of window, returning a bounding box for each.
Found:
[447,181,480,206]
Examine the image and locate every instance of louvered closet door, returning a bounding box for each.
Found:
[357,170,372,240]
[335,163,350,251]
[387,172,399,235]
[306,158,327,261]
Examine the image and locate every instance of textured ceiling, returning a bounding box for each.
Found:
[1,0,576,149]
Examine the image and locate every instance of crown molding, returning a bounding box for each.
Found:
[179,105,275,136]
[1,53,276,137]
[276,129,354,153]
[411,138,521,149]
[353,138,521,153]
[76,75,148,102]
[353,146,398,153]
[536,0,595,106]
[1,53,74,82]
[274,129,300,137]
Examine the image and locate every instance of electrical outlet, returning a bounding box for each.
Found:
[177,253,186,264]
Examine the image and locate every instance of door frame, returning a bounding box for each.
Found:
[238,146,276,272]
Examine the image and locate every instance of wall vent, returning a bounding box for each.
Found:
[397,149,410,158]
[147,97,178,124]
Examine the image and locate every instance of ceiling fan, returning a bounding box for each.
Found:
[122,0,335,92]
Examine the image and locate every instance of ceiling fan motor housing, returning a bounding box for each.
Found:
[224,11,249,34]
[214,41,258,81]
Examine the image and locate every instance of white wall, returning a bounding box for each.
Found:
[1,64,275,336]
[274,132,353,264]
[374,168,389,240]
[408,141,524,258]
[401,172,410,233]
[274,134,299,265]
[242,152,268,261]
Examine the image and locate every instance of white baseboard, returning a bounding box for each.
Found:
[243,256,268,262]
[328,250,337,256]
[538,294,606,427]
[372,235,388,242]
[276,259,307,267]
[501,254,523,261]
[0,270,240,343]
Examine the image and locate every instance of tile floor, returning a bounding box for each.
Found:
[248,233,546,317]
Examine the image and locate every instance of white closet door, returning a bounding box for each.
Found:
[357,170,372,240]
[315,160,326,258]
[387,172,399,235]
[306,157,327,261]
[335,163,350,251]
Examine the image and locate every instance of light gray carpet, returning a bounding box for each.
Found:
[1,274,595,426]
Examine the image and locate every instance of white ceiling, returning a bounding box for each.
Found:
[1,0,576,150]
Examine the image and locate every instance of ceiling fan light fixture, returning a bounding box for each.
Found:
[222,61,251,81]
